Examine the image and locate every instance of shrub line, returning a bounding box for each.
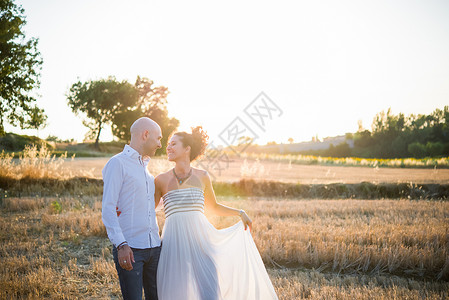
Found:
[0,177,448,199]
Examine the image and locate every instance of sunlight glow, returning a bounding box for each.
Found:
[9,0,449,145]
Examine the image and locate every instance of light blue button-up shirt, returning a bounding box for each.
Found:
[102,144,161,249]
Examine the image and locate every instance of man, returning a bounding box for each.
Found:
[102,117,162,300]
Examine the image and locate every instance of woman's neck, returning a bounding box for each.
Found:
[174,159,191,175]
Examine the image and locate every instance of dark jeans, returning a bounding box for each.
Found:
[113,245,161,300]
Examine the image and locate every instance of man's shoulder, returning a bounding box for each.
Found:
[111,151,125,160]
[103,152,125,170]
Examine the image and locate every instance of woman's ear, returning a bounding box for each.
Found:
[185,145,191,154]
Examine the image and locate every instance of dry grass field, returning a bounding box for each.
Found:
[55,156,449,184]
[3,145,448,184]
[1,146,448,299]
[1,196,448,299]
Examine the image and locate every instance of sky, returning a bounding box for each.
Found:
[6,0,449,145]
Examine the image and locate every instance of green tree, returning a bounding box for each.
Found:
[0,0,45,135]
[111,76,179,154]
[353,130,373,148]
[370,108,407,157]
[23,105,47,137]
[67,77,137,149]
[349,106,449,158]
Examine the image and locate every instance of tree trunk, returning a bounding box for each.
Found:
[0,119,5,136]
[95,122,102,150]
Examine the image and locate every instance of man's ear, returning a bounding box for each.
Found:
[185,145,191,153]
[143,130,149,140]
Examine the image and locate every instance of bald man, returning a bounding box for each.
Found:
[102,117,162,300]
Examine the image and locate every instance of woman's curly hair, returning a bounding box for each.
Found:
[173,126,209,161]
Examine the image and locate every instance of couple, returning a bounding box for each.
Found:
[102,117,278,300]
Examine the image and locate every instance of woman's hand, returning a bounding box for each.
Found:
[202,171,253,231]
[239,210,252,231]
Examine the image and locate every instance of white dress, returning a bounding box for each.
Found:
[157,187,278,300]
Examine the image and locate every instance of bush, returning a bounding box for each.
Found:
[426,142,444,157]
[327,142,351,158]
[444,143,449,156]
[0,133,52,152]
[391,136,408,158]
[46,135,74,143]
[408,142,427,158]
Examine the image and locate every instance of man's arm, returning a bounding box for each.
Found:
[101,157,126,247]
[102,157,134,270]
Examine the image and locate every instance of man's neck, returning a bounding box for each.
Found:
[128,142,143,156]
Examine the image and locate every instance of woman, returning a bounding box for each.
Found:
[155,126,278,300]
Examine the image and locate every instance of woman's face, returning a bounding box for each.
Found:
[166,135,189,162]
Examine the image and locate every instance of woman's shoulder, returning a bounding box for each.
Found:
[155,169,172,183]
[192,167,208,178]
[192,167,211,187]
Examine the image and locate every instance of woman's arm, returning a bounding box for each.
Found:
[154,175,163,209]
[202,171,252,230]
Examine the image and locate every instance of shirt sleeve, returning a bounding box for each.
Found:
[101,157,126,247]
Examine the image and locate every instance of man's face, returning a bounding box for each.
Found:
[143,127,162,157]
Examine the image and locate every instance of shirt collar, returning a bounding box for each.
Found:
[123,144,151,165]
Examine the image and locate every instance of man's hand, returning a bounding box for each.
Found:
[118,245,134,271]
